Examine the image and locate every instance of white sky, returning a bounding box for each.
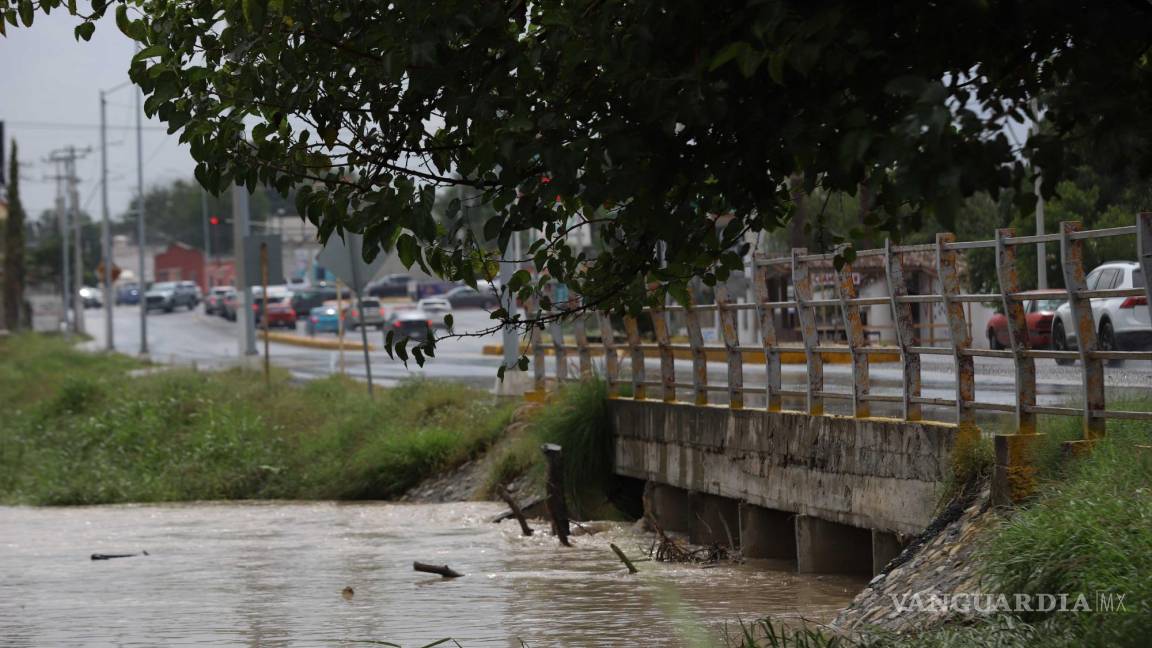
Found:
[0,10,195,222]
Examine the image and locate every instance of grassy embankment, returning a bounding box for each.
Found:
[0,334,514,505]
[733,408,1152,648]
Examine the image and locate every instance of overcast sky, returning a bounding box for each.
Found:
[0,11,195,222]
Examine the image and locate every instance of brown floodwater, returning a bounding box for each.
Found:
[0,501,865,646]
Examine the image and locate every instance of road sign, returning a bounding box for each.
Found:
[242,234,284,287]
[315,232,386,294]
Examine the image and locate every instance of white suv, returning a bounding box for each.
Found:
[1052,261,1150,364]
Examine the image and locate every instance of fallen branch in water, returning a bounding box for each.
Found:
[413,562,464,578]
[91,551,149,561]
[496,485,534,537]
[610,543,638,574]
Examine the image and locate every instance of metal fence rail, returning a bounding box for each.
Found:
[529,216,1152,446]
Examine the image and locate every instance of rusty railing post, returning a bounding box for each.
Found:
[651,307,677,402]
[573,313,592,378]
[623,315,646,400]
[935,233,978,440]
[792,249,823,415]
[1059,221,1106,440]
[835,252,870,418]
[884,241,922,420]
[598,313,620,396]
[550,316,568,383]
[752,263,783,411]
[994,228,1037,435]
[1139,213,1152,338]
[992,228,1042,504]
[684,299,708,405]
[715,282,744,409]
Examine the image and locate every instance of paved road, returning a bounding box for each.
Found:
[80,302,1152,422]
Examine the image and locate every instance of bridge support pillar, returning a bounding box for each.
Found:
[644,482,693,534]
[688,493,740,547]
[871,530,906,575]
[739,503,796,560]
[795,516,872,574]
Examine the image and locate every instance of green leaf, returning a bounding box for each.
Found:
[396,233,419,268]
[442,313,453,331]
[74,21,95,41]
[18,0,33,27]
[709,41,749,72]
[483,216,502,242]
[114,4,131,37]
[244,0,268,30]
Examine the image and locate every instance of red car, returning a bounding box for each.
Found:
[255,296,298,329]
[986,291,1065,349]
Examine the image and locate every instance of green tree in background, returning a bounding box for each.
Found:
[3,140,26,330]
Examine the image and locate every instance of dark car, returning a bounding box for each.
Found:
[289,285,351,317]
[390,311,434,342]
[116,283,141,305]
[367,274,414,298]
[444,285,500,309]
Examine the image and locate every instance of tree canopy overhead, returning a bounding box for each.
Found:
[6,1,1152,324]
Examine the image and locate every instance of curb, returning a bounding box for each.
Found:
[481,344,899,365]
[260,331,376,351]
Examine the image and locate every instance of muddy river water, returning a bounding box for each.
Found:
[0,502,864,646]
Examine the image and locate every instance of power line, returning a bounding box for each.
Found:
[8,120,171,132]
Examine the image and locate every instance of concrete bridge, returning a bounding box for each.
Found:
[529,217,1152,574]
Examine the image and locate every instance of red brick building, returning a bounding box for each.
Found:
[154,242,205,290]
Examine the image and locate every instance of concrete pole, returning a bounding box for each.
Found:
[500,231,520,370]
[201,188,211,289]
[1035,173,1047,290]
[57,163,71,337]
[68,150,86,336]
[232,184,257,355]
[100,91,114,350]
[135,73,148,356]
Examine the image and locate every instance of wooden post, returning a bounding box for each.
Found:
[541,443,571,546]
[598,313,620,396]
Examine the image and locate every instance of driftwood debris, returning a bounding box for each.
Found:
[496,486,534,537]
[413,561,464,578]
[91,551,149,561]
[646,517,730,564]
[541,443,571,546]
[610,543,638,574]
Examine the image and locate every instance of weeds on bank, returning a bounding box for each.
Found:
[0,334,513,505]
[483,378,627,519]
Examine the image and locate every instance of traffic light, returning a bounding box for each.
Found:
[209,215,220,226]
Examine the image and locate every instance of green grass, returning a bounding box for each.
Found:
[0,334,513,505]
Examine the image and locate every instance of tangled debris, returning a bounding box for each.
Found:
[646,518,735,564]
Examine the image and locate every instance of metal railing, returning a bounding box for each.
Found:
[528,215,1152,441]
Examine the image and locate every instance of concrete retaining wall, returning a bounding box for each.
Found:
[611,399,957,536]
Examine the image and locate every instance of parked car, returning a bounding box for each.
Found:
[289,285,350,317]
[367,274,414,298]
[417,296,452,316]
[178,280,203,306]
[306,302,342,335]
[116,283,141,305]
[345,297,386,330]
[986,291,1064,350]
[390,310,434,342]
[204,286,234,315]
[412,280,458,300]
[259,296,298,329]
[444,285,500,309]
[145,281,198,312]
[1052,261,1150,364]
[78,286,102,309]
[222,291,241,321]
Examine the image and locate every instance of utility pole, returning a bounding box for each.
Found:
[1031,99,1047,290]
[233,184,257,355]
[100,91,114,350]
[135,67,149,356]
[55,161,71,336]
[67,147,86,336]
[201,188,211,289]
